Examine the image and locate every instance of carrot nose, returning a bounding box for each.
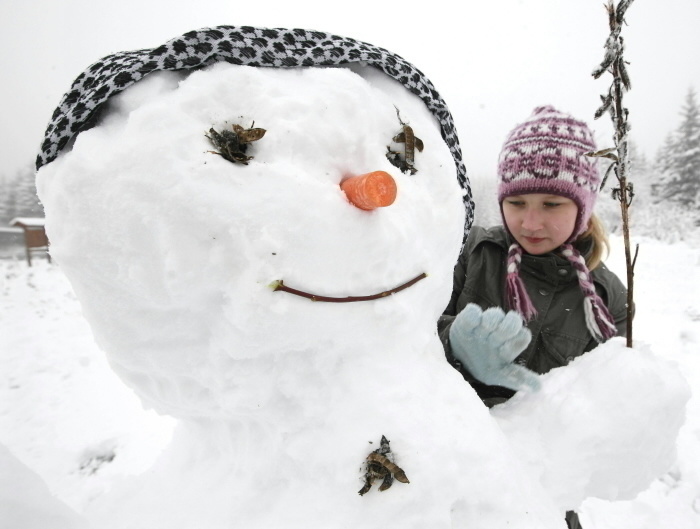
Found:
[341,171,397,211]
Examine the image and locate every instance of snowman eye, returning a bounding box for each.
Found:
[205,122,266,165]
[385,107,424,175]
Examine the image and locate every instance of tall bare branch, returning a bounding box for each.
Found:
[588,0,637,347]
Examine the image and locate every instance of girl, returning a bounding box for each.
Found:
[438,104,629,529]
[439,105,628,407]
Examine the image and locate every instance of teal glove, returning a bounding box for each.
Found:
[449,303,540,392]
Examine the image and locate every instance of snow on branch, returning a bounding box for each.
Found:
[588,0,637,347]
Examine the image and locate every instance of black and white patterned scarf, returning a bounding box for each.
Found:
[37,25,474,238]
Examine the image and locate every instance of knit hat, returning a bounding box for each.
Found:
[497,106,616,341]
[498,105,600,240]
[36,25,473,243]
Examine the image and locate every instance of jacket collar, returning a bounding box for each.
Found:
[481,225,586,285]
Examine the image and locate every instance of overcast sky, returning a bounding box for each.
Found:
[1,0,699,180]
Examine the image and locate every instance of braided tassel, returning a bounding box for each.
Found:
[561,244,617,342]
[506,243,537,321]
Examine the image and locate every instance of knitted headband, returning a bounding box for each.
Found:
[497,105,600,242]
[498,106,616,341]
[36,25,473,243]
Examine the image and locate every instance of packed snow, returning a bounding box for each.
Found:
[1,62,697,528]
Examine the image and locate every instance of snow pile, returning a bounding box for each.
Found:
[0,443,88,529]
[493,338,690,511]
[27,62,690,528]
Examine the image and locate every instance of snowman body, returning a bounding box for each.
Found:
[37,63,565,528]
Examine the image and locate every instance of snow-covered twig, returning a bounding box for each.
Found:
[588,0,636,347]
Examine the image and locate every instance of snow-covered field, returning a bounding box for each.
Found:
[1,233,699,528]
[0,253,176,514]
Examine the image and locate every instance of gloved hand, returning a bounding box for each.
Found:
[449,303,540,392]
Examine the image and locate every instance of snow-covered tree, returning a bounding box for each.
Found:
[0,173,14,223]
[626,141,654,202]
[656,87,700,207]
[597,140,653,233]
[597,139,700,243]
[0,164,43,225]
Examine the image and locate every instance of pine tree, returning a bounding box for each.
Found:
[652,133,676,201]
[12,166,44,219]
[627,141,653,201]
[657,88,700,207]
[0,174,12,223]
[596,140,655,234]
[0,164,44,225]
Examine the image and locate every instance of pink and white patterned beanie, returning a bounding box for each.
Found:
[497,105,616,341]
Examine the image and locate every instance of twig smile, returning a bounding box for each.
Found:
[270,273,427,303]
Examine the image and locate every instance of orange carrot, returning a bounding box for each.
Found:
[341,171,397,210]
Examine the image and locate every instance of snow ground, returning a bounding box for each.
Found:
[1,233,699,528]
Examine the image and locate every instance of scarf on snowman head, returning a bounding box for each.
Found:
[36,25,474,243]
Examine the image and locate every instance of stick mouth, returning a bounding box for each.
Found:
[270,272,427,302]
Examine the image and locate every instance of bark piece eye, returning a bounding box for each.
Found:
[385,107,423,175]
[205,122,266,165]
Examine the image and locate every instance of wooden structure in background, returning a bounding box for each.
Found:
[10,218,50,266]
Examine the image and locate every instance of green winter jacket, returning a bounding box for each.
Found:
[438,225,629,407]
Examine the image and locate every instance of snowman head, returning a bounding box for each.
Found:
[36,27,472,419]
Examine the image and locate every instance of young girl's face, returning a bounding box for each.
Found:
[502,193,578,255]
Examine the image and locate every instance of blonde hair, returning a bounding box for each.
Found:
[577,214,609,270]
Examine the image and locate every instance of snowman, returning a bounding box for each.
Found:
[35,27,687,529]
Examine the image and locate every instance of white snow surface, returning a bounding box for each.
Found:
[492,340,688,510]
[0,63,695,528]
[0,444,89,529]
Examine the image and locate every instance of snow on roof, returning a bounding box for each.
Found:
[10,217,46,227]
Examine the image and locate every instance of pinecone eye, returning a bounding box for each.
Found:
[385,107,423,175]
[206,122,266,165]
